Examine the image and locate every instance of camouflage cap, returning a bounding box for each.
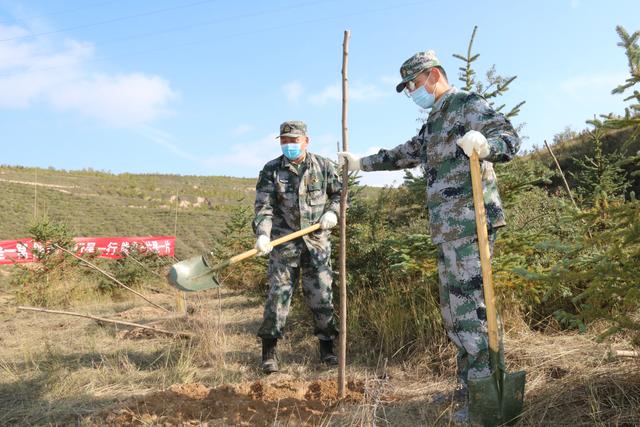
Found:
[396,50,441,93]
[278,120,307,138]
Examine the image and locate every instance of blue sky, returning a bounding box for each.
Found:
[0,0,638,186]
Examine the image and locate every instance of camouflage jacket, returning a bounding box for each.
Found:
[253,152,342,264]
[361,87,521,244]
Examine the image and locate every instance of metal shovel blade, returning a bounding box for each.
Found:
[167,226,322,293]
[469,368,526,426]
[167,254,221,292]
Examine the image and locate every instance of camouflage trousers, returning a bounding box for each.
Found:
[437,232,504,388]
[257,239,338,341]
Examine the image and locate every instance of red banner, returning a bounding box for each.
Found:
[0,239,36,264]
[0,236,175,265]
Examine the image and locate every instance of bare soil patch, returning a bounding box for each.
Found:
[91,379,366,426]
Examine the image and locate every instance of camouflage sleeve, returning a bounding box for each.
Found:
[359,134,423,171]
[464,93,521,163]
[252,167,275,237]
[324,158,342,218]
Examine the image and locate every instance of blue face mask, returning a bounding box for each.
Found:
[409,84,436,109]
[281,143,303,160]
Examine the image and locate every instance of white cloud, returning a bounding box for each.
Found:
[0,23,177,127]
[309,81,387,106]
[309,83,341,105]
[282,80,304,103]
[358,170,406,187]
[204,133,282,172]
[352,83,387,101]
[137,126,272,176]
[137,126,408,186]
[0,37,90,108]
[136,126,199,162]
[231,124,254,136]
[137,128,337,178]
[49,73,175,127]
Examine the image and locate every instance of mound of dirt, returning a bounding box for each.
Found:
[113,306,168,320]
[91,379,366,426]
[116,327,162,340]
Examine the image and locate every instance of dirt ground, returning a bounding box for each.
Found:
[1,284,639,426]
[90,379,368,426]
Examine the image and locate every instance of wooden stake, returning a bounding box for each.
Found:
[543,140,594,238]
[17,306,193,338]
[612,350,639,358]
[543,140,578,210]
[175,291,187,315]
[34,169,38,219]
[338,29,350,399]
[173,188,188,314]
[54,244,170,313]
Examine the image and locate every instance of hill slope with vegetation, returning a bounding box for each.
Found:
[0,166,256,257]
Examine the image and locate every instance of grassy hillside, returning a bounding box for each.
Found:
[528,125,640,194]
[0,165,381,259]
[0,166,257,258]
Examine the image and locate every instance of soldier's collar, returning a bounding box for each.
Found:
[281,152,310,171]
[433,86,457,112]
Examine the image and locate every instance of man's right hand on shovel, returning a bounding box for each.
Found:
[255,235,273,256]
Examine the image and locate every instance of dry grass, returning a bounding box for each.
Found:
[1,283,638,426]
[509,325,640,426]
[335,325,639,426]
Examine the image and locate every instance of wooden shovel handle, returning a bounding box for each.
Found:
[270,223,322,247]
[213,223,322,269]
[469,151,500,354]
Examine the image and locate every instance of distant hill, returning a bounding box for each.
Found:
[0,166,382,259]
[527,125,640,194]
[0,166,256,258]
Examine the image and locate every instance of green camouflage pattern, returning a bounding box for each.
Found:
[278,120,308,137]
[360,87,520,245]
[396,50,442,92]
[437,233,504,387]
[257,239,338,340]
[253,152,342,263]
[253,151,341,340]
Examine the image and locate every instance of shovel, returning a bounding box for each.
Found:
[467,151,526,426]
[167,224,321,292]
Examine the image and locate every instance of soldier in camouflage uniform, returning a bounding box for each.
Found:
[253,120,341,373]
[338,51,520,421]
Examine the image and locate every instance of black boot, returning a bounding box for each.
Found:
[319,339,338,365]
[261,338,279,374]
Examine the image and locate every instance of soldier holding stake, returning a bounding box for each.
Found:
[253,121,342,373]
[338,50,521,422]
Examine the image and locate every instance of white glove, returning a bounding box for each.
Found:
[456,130,490,159]
[337,151,361,171]
[255,235,273,256]
[319,211,338,230]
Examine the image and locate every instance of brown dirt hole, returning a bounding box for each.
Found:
[91,379,366,426]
